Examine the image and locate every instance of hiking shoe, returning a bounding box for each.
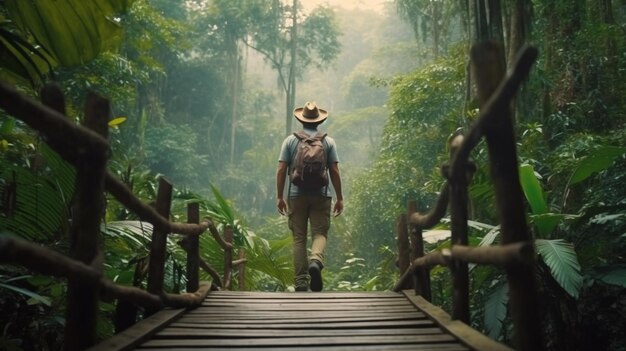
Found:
[295,285,308,292]
[308,260,323,292]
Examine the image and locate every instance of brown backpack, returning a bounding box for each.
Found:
[290,131,329,190]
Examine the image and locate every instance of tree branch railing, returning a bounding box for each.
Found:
[393,43,544,351]
[0,81,244,350]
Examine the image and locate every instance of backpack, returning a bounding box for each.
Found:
[290,131,329,190]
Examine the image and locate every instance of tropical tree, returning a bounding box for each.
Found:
[376,2,626,350]
[349,47,466,269]
[244,2,341,134]
[0,0,136,88]
[395,0,462,59]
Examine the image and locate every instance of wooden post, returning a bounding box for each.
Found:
[408,200,431,301]
[237,249,246,291]
[186,203,200,292]
[146,177,173,316]
[113,269,140,332]
[223,227,233,290]
[471,42,543,351]
[448,172,470,323]
[62,91,109,350]
[396,214,410,275]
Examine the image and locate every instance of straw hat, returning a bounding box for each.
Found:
[293,101,328,124]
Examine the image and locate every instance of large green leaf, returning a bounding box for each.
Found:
[519,164,579,236]
[535,239,583,298]
[0,274,51,306]
[529,213,579,238]
[478,225,501,247]
[0,158,74,241]
[102,220,153,254]
[590,265,626,288]
[0,24,55,86]
[569,146,626,186]
[519,164,548,215]
[1,0,135,84]
[484,281,508,339]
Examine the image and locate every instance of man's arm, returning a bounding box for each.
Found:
[329,162,343,216]
[276,161,288,215]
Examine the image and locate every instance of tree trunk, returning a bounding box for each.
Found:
[487,0,505,45]
[230,48,240,163]
[474,0,489,42]
[508,0,532,121]
[432,2,441,58]
[286,0,298,135]
[508,0,530,67]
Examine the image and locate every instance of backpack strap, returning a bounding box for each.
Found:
[315,132,328,141]
[287,133,304,198]
[293,131,309,141]
[294,130,327,142]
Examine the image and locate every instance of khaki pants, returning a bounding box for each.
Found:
[288,196,331,289]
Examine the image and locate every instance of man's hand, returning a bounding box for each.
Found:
[333,199,343,217]
[277,198,287,216]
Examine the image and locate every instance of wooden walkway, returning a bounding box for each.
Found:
[89,290,511,351]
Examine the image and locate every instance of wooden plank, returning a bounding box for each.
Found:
[170,319,435,329]
[140,334,458,347]
[200,302,412,308]
[205,291,400,298]
[181,313,423,321]
[197,303,410,311]
[201,297,407,304]
[201,300,410,306]
[177,313,426,324]
[402,291,514,351]
[137,344,470,351]
[187,306,415,314]
[85,308,186,351]
[185,309,423,317]
[89,290,505,351]
[156,327,446,338]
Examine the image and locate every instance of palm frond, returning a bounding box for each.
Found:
[244,236,293,289]
[0,163,72,241]
[204,184,254,249]
[102,220,153,254]
[0,274,51,306]
[484,280,508,339]
[478,225,501,247]
[536,239,583,298]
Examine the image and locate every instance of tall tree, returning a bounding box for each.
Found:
[244,3,340,135]
[395,0,460,59]
[506,0,531,66]
[287,0,298,135]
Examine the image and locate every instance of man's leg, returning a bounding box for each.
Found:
[288,197,309,291]
[308,196,331,291]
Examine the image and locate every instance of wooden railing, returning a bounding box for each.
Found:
[394,42,544,351]
[0,82,244,350]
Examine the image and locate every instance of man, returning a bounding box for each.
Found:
[276,101,343,292]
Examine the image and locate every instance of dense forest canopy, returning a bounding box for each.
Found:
[0,0,625,350]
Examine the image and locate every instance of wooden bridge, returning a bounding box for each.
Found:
[0,42,542,351]
[90,290,509,351]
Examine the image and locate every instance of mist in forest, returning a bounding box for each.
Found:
[218,3,419,225]
[3,1,626,348]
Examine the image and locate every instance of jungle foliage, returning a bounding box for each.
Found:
[346,1,625,350]
[0,0,625,350]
